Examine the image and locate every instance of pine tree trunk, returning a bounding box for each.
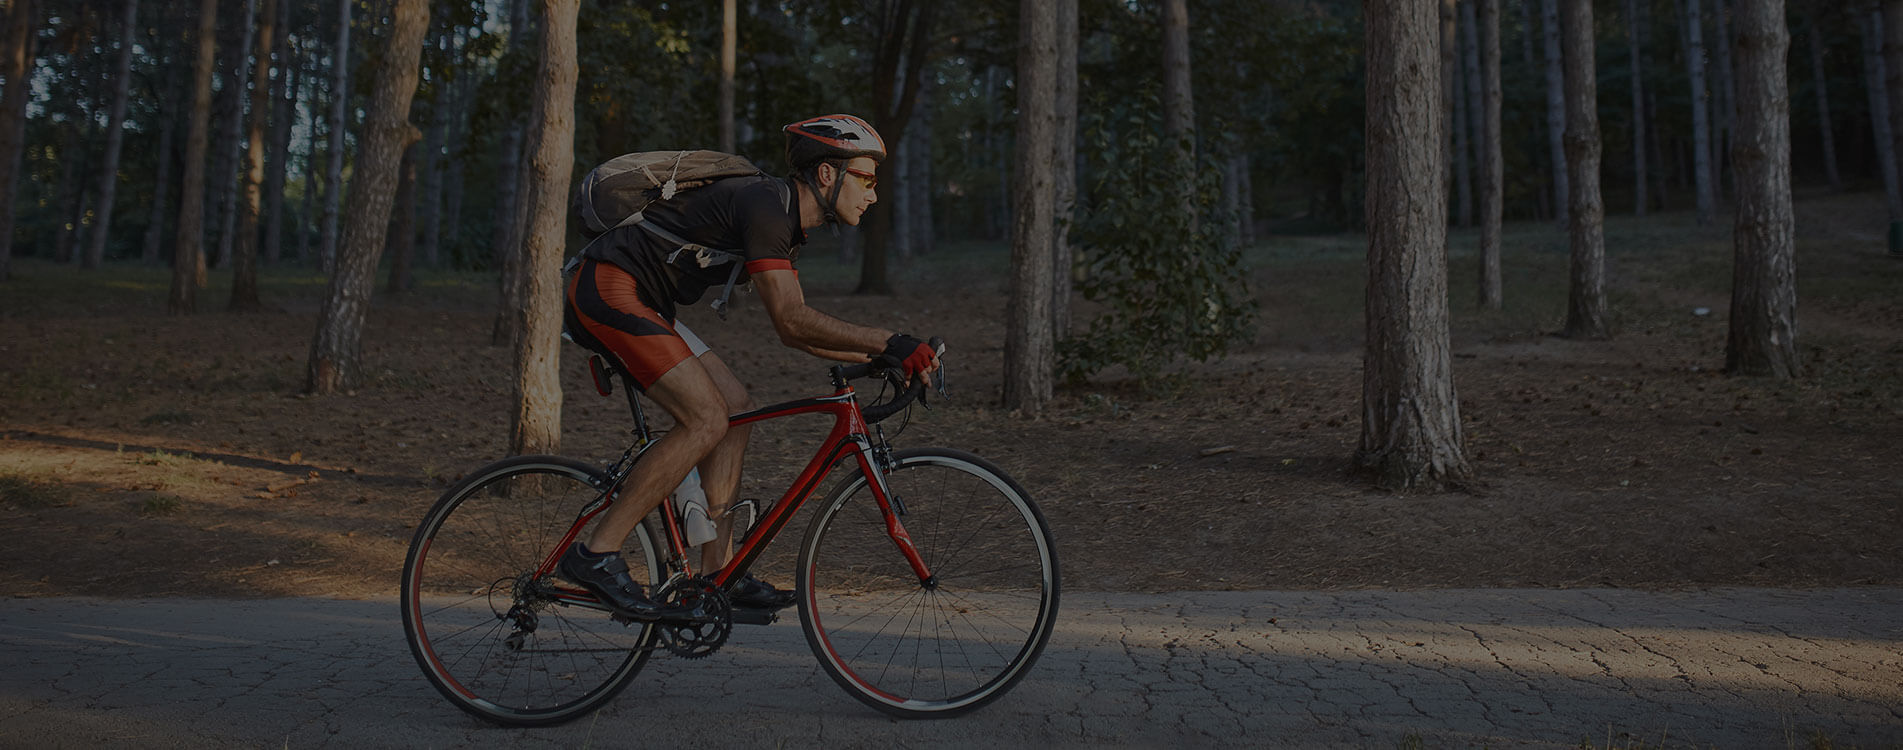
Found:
[1561,0,1608,339]
[0,0,37,281]
[1882,0,1903,194]
[171,0,219,314]
[1441,0,1458,200]
[1462,0,1483,229]
[1005,0,1057,415]
[262,0,293,265]
[143,68,179,265]
[385,143,416,293]
[1541,0,1569,225]
[1362,0,1475,491]
[854,1,935,295]
[1161,0,1196,224]
[1806,15,1842,190]
[490,0,533,344]
[1628,0,1649,216]
[1052,0,1077,341]
[1726,0,1797,377]
[1713,0,1737,198]
[718,0,735,153]
[231,0,275,312]
[306,0,430,394]
[1479,0,1505,309]
[214,0,260,271]
[318,0,349,273]
[1863,6,1903,219]
[510,0,579,457]
[81,0,140,269]
[1685,0,1718,224]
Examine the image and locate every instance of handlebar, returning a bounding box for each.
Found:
[837,337,946,424]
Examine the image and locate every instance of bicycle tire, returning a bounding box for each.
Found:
[400,455,664,727]
[796,448,1060,719]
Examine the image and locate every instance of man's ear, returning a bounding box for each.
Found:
[815,161,836,189]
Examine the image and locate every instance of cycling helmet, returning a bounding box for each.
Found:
[783,114,887,168]
[784,114,886,226]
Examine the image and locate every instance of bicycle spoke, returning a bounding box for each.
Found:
[800,450,1057,717]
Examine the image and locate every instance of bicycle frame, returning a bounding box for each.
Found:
[534,372,934,610]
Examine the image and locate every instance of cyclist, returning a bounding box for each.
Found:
[560,114,940,620]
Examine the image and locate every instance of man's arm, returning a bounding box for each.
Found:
[752,268,893,358]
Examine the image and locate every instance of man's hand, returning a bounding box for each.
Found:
[881,334,940,384]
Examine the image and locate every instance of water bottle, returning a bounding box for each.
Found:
[673,468,718,547]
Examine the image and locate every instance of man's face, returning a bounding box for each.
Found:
[832,156,879,225]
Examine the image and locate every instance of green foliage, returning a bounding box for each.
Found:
[1059,95,1258,387]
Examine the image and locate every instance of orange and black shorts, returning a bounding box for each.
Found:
[564,259,709,391]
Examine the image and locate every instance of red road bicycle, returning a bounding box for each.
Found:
[400,342,1060,726]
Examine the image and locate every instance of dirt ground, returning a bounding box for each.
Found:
[2,192,1900,599]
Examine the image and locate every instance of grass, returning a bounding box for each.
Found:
[139,495,185,517]
[0,473,71,509]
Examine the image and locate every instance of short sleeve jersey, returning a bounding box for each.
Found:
[580,174,805,322]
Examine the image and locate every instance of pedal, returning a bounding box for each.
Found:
[729,607,779,626]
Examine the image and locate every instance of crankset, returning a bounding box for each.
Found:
[652,576,733,659]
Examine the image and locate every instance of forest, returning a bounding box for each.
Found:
[1,0,1899,598]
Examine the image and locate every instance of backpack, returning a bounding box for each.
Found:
[568,150,788,318]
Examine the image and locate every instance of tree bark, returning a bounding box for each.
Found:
[1863,6,1903,220]
[1713,0,1737,196]
[318,0,349,273]
[230,0,275,312]
[1561,0,1608,339]
[490,0,534,344]
[1441,0,1457,199]
[1541,0,1569,225]
[1479,0,1504,309]
[510,0,578,456]
[1361,0,1475,491]
[171,0,220,313]
[1883,0,1903,195]
[718,0,735,153]
[1052,0,1078,342]
[1627,0,1649,215]
[80,0,140,269]
[1461,0,1483,229]
[1005,0,1057,415]
[306,0,430,394]
[1804,14,1841,190]
[0,0,37,281]
[143,64,180,265]
[262,0,292,264]
[1726,0,1797,377]
[385,143,416,293]
[213,0,260,271]
[1685,0,1718,224]
[1160,0,1197,226]
[853,1,935,295]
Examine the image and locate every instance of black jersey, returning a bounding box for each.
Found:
[580,174,804,321]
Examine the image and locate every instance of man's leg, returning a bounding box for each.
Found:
[692,350,754,572]
[583,356,731,554]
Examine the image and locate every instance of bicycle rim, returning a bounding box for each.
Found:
[797,448,1060,718]
[400,456,662,727]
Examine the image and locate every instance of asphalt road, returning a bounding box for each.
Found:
[1,588,1898,748]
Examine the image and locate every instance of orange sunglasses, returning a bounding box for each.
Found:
[842,167,879,190]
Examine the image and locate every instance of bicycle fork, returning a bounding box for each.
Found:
[857,434,936,588]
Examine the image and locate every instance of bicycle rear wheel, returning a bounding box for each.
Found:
[797,448,1059,719]
[400,455,664,727]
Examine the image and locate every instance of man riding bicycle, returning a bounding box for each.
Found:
[560,114,941,619]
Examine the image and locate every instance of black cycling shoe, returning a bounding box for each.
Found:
[558,543,697,622]
[728,572,798,610]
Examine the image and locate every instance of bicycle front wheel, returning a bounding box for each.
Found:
[400,455,664,727]
[797,448,1060,719]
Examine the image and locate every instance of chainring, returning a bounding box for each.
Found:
[655,576,732,659]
